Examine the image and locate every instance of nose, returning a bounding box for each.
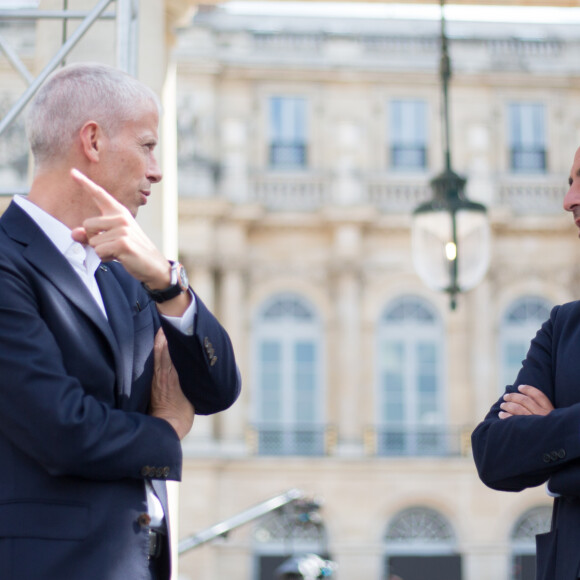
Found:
[564,183,578,212]
[147,154,162,184]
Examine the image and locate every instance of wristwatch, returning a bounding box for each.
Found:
[143,261,189,303]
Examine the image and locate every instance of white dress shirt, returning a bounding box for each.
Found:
[13,194,196,529]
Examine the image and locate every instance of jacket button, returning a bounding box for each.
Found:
[141,466,152,477]
[558,449,566,459]
[550,450,559,461]
[137,513,151,528]
[542,453,552,463]
[163,467,170,477]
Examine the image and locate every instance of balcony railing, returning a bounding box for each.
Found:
[244,170,568,215]
[498,175,567,214]
[269,142,307,169]
[248,424,336,456]
[246,424,472,458]
[390,145,428,171]
[250,172,331,210]
[510,148,546,173]
[365,174,432,212]
[366,425,472,458]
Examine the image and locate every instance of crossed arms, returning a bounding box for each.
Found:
[472,304,580,495]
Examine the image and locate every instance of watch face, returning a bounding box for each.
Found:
[178,264,189,290]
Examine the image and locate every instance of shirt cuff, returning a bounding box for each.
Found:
[160,290,196,336]
[545,481,560,498]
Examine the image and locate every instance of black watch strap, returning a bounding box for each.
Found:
[143,261,189,303]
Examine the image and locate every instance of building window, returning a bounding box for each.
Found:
[389,99,428,170]
[511,505,552,580]
[376,297,447,456]
[508,103,546,173]
[499,296,552,393]
[253,294,324,455]
[384,507,461,580]
[269,96,307,169]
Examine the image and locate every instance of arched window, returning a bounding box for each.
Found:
[499,296,552,392]
[376,296,446,456]
[384,507,461,580]
[253,499,328,580]
[253,293,325,455]
[511,505,552,580]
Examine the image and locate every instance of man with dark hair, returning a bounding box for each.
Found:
[0,62,241,580]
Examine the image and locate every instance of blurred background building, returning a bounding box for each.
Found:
[3,1,580,579]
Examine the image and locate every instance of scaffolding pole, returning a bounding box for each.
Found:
[178,489,307,555]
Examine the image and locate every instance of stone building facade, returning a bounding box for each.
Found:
[171,5,580,580]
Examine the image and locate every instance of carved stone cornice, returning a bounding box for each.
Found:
[168,0,579,5]
[165,0,197,44]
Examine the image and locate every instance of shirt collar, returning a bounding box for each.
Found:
[13,195,100,276]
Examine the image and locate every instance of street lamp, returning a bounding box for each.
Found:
[412,0,490,310]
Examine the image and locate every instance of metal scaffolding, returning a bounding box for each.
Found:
[177,489,322,556]
[0,0,139,139]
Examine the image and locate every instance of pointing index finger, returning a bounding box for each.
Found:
[71,168,124,215]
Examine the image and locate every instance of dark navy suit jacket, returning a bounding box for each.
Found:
[472,301,580,580]
[0,202,241,580]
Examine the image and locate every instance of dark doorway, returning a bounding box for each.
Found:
[513,554,536,580]
[257,553,332,580]
[387,554,462,580]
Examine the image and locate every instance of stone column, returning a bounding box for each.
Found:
[220,118,249,203]
[463,546,510,580]
[215,222,248,454]
[467,278,495,428]
[182,260,216,455]
[333,223,363,455]
[215,266,247,454]
[335,121,363,205]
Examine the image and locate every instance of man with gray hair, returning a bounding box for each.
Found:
[0,62,241,580]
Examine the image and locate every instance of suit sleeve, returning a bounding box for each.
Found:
[160,291,241,416]
[472,305,580,492]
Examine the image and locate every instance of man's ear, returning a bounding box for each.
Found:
[78,121,103,162]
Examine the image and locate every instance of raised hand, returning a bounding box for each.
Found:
[70,168,170,290]
[499,384,554,419]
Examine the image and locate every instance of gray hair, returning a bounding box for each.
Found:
[26,62,161,166]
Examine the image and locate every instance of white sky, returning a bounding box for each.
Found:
[0,0,38,7]
[2,0,580,25]
[224,2,580,23]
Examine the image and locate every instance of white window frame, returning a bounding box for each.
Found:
[389,99,428,171]
[252,293,325,455]
[269,96,308,169]
[376,296,446,456]
[508,102,547,173]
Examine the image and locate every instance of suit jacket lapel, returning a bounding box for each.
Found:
[95,264,134,404]
[2,204,113,339]
[1,203,130,404]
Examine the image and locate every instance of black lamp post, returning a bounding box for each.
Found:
[412,0,490,310]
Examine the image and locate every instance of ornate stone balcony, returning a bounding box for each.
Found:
[365,174,433,213]
[249,171,332,211]
[227,170,569,215]
[497,175,568,214]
